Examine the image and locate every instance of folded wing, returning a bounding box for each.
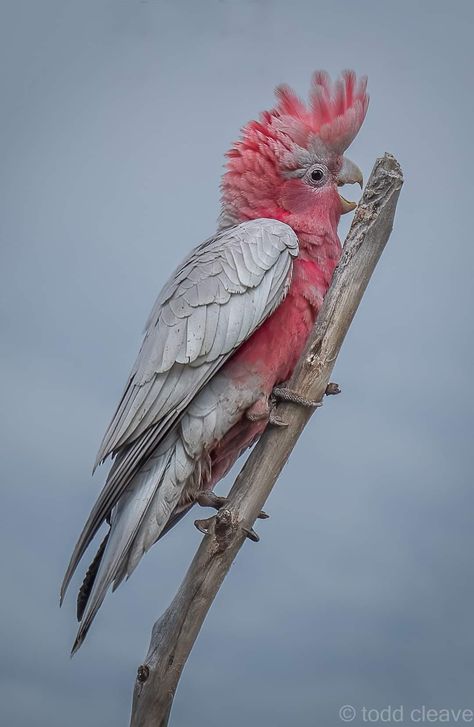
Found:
[61,218,298,602]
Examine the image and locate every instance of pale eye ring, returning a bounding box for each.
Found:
[306,164,327,186]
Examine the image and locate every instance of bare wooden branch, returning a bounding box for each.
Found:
[130,153,404,727]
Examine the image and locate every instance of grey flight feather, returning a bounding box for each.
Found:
[61,219,298,606]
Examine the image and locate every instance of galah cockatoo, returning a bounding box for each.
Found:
[62,70,369,652]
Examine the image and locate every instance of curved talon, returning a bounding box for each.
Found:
[242,526,260,542]
[197,491,268,521]
[273,386,323,409]
[194,516,215,535]
[269,411,289,427]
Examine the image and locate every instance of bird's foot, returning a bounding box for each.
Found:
[194,515,263,542]
[196,491,228,510]
[272,386,323,409]
[194,515,216,535]
[246,396,289,428]
[272,382,341,408]
[268,409,289,427]
[197,491,269,520]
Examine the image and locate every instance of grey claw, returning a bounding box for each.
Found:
[197,494,268,523]
[242,526,260,542]
[269,411,289,427]
[194,516,214,535]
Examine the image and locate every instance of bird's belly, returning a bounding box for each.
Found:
[178,263,328,505]
[201,304,317,490]
[207,411,267,488]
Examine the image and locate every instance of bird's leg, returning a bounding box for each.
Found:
[194,510,260,543]
[195,382,341,541]
[194,513,263,542]
[246,394,288,428]
[268,408,290,428]
[272,385,323,408]
[196,491,228,510]
[272,381,341,408]
[195,491,268,542]
[196,490,269,520]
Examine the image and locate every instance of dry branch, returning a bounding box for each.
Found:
[130,153,403,727]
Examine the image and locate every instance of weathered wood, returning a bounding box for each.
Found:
[130,153,403,727]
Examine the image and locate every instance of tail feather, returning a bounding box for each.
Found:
[76,533,109,621]
[111,500,195,592]
[72,436,193,654]
[68,372,242,654]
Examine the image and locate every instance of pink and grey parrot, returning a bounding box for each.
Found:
[62,70,368,652]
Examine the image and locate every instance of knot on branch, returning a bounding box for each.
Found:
[194,508,236,552]
[214,508,234,551]
[137,664,150,683]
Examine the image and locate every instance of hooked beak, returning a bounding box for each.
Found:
[336,157,363,214]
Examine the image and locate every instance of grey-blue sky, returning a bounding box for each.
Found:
[1,1,473,725]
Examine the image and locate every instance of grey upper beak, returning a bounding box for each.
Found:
[336,156,363,188]
[336,157,363,214]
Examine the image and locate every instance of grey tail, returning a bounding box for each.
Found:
[71,437,191,655]
[76,533,109,622]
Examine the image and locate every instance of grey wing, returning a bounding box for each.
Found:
[61,218,298,601]
[95,218,298,465]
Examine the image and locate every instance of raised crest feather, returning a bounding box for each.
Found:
[273,69,368,154]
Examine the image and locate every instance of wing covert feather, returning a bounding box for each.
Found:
[95,218,298,467]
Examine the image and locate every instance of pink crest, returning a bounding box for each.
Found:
[221,70,368,225]
[274,70,369,154]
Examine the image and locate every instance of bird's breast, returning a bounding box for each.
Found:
[226,256,335,389]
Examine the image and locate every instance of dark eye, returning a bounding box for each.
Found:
[310,168,324,182]
[306,164,327,186]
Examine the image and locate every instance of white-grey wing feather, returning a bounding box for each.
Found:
[61,218,298,604]
[95,218,298,465]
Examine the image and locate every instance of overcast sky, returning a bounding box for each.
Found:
[1,1,473,726]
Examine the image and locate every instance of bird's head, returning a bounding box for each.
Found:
[220,70,368,239]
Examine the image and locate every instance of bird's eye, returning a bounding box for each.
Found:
[306,164,327,186]
[311,169,324,182]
